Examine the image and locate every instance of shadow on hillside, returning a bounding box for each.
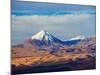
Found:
[11,56,96,75]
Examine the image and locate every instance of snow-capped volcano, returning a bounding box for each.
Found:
[32,30,53,42]
[24,31,86,47]
[31,30,63,46]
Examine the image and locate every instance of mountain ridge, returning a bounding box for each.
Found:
[12,30,95,51]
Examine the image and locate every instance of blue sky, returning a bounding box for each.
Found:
[11,0,96,45]
[12,0,96,15]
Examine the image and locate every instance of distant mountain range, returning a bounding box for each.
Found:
[13,30,95,51]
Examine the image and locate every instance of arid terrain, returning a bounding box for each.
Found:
[11,41,96,74]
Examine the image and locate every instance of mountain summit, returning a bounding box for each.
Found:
[32,30,53,42]
[31,30,63,46]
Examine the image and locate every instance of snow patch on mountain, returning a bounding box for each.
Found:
[68,35,86,41]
